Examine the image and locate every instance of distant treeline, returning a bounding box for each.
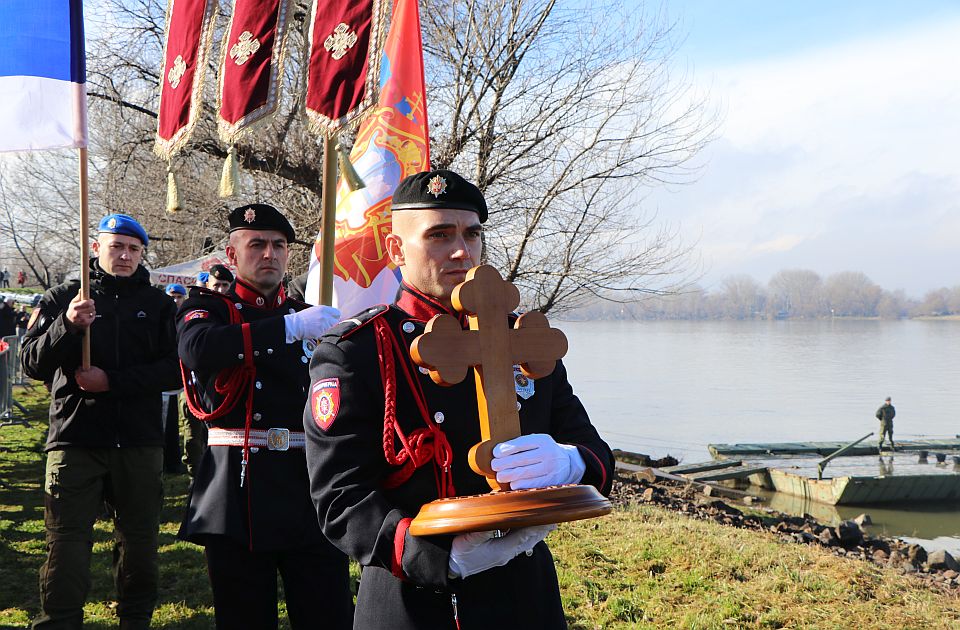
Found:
[567,269,960,320]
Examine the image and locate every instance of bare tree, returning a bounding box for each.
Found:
[767,269,823,318]
[423,0,715,312]
[1,0,714,312]
[822,271,882,317]
[717,274,765,319]
[0,154,83,289]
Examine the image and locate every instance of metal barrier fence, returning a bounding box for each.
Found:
[0,334,29,428]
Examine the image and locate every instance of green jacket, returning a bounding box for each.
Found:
[876,403,896,424]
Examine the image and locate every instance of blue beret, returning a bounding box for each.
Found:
[165,283,187,296]
[197,272,210,284]
[98,213,149,246]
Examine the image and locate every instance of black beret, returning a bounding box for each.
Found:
[228,203,296,242]
[391,170,487,223]
[208,264,234,282]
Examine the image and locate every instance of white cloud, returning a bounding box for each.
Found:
[652,16,960,295]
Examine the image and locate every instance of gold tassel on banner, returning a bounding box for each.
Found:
[336,139,366,192]
[219,145,240,198]
[166,163,182,213]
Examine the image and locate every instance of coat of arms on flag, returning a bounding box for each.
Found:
[305,0,431,317]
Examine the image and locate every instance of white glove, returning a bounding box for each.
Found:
[491,433,586,489]
[448,525,556,579]
[283,305,341,343]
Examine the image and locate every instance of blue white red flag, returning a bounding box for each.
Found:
[305,0,430,315]
[0,0,88,152]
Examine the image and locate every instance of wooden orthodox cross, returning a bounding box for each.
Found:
[411,265,568,490]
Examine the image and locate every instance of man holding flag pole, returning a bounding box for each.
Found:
[3,4,185,629]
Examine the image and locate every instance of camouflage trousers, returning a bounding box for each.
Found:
[878,421,894,449]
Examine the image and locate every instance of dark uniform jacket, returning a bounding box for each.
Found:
[21,261,180,451]
[876,404,896,424]
[176,279,338,553]
[304,283,614,629]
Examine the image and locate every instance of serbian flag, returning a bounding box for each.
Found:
[155,0,218,159]
[305,0,429,315]
[0,0,87,152]
[304,0,388,135]
[217,0,293,143]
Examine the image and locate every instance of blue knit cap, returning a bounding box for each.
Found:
[98,213,149,246]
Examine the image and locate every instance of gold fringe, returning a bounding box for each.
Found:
[303,0,389,137]
[154,0,219,160]
[166,164,182,213]
[220,146,240,198]
[336,139,366,191]
[216,0,295,145]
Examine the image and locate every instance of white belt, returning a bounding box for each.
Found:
[207,427,306,451]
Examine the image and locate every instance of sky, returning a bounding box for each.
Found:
[649,0,960,297]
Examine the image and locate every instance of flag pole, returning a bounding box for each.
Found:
[316,135,337,306]
[78,147,91,368]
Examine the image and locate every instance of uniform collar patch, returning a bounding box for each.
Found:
[234,278,286,310]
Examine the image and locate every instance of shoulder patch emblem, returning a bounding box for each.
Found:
[184,309,209,323]
[312,378,340,431]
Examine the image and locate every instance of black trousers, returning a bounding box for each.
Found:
[204,536,353,630]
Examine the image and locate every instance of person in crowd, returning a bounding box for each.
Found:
[15,304,31,339]
[160,284,189,473]
[18,268,27,288]
[21,213,181,629]
[0,297,16,337]
[176,203,352,629]
[205,264,234,293]
[876,396,896,452]
[165,283,187,308]
[303,171,614,629]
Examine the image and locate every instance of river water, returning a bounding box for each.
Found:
[559,318,960,553]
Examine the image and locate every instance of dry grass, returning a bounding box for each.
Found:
[4,385,960,628]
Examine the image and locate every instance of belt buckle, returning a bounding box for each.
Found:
[266,428,290,451]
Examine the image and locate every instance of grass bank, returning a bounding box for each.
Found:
[3,385,959,628]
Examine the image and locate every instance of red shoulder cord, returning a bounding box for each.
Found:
[180,298,257,490]
[373,318,455,499]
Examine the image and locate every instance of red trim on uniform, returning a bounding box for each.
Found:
[395,282,458,322]
[392,518,413,580]
[233,278,286,310]
[575,444,608,492]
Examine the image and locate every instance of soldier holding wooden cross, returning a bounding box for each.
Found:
[304,170,614,629]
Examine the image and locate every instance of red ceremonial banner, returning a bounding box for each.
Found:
[304,0,387,136]
[155,0,218,159]
[217,0,293,143]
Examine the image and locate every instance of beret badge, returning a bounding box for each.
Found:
[427,175,447,198]
[244,208,256,223]
[107,217,117,229]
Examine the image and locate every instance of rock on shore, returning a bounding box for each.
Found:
[611,470,960,591]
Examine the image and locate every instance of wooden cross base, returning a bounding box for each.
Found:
[408,484,612,536]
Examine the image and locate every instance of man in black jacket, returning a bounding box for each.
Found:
[304,171,614,629]
[176,203,351,629]
[21,213,181,629]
